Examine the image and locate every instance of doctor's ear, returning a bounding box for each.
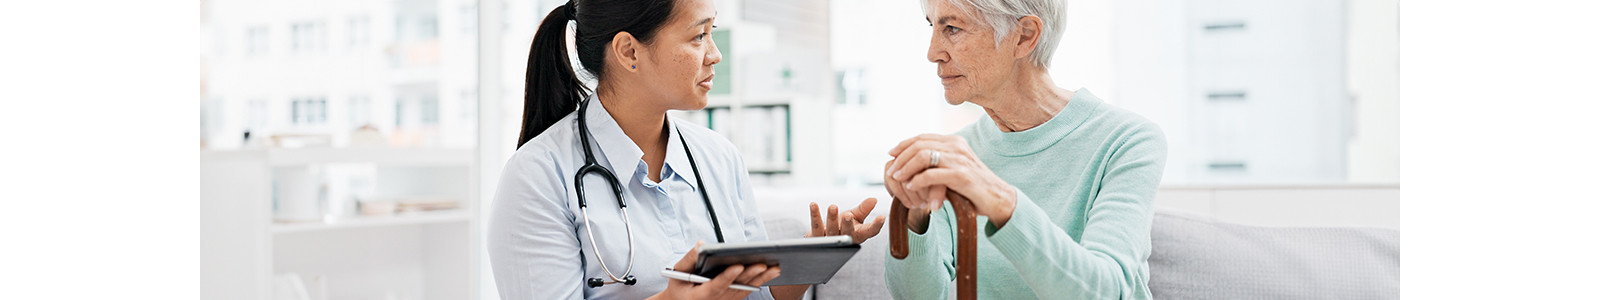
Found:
[1011,15,1043,60]
[610,32,643,73]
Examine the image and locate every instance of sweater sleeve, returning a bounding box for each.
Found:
[883,205,957,299]
[983,126,1166,300]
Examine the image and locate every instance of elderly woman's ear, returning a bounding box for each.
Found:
[1011,15,1045,61]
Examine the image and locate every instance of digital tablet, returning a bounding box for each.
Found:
[693,235,860,286]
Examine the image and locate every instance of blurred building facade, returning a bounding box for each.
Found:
[201,0,478,150]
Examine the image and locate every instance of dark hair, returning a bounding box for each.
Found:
[518,0,677,148]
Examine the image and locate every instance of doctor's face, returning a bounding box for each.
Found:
[924,0,1019,106]
[637,0,722,111]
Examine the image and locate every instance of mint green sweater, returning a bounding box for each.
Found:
[884,89,1167,299]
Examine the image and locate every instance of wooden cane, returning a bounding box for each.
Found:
[890,193,978,300]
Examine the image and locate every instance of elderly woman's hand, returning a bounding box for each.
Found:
[885,134,1020,228]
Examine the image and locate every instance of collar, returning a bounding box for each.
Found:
[582,97,700,188]
[973,88,1102,157]
[662,120,700,190]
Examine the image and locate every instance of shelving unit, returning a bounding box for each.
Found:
[201,147,480,300]
[254,148,473,166]
[676,94,833,185]
[691,99,794,174]
[271,209,472,234]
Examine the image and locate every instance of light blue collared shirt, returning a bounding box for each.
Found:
[489,98,774,300]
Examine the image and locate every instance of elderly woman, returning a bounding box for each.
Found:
[877,0,1167,299]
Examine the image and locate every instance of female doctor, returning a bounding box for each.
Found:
[487,0,885,299]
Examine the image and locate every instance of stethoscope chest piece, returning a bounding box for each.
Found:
[587,275,637,288]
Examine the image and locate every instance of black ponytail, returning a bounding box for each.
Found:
[517,0,676,148]
[518,2,587,148]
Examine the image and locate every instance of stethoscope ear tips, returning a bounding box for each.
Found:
[587,278,606,288]
[623,275,638,285]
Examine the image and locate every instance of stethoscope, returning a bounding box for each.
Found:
[573,99,727,288]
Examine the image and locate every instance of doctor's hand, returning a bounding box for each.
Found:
[805,199,887,244]
[886,134,1019,228]
[648,241,782,300]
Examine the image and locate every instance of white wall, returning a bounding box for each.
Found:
[1111,0,1193,182]
[1114,0,1357,185]
[1345,0,1400,183]
[1049,0,1117,101]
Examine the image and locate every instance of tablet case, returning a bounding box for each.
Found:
[693,243,861,286]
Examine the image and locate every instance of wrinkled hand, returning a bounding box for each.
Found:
[805,199,887,244]
[885,134,1018,227]
[648,241,782,300]
[883,159,936,233]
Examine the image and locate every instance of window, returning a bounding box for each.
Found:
[396,15,439,42]
[245,26,268,55]
[291,97,327,125]
[418,16,439,39]
[290,21,325,53]
[420,96,439,124]
[210,27,226,57]
[201,98,220,137]
[312,98,326,123]
[394,97,406,127]
[348,96,371,127]
[245,99,269,131]
[347,16,370,47]
[458,89,476,119]
[460,4,477,34]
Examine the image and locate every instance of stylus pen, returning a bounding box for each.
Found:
[659,269,761,292]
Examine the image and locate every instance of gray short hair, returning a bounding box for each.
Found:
[922,0,1067,67]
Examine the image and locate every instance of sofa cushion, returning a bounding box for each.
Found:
[1149,209,1400,300]
[813,232,892,299]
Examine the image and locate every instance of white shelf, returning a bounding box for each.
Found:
[203,147,474,166]
[747,162,792,173]
[272,210,471,234]
[707,95,801,108]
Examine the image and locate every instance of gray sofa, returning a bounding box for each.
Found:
[762,209,1399,299]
